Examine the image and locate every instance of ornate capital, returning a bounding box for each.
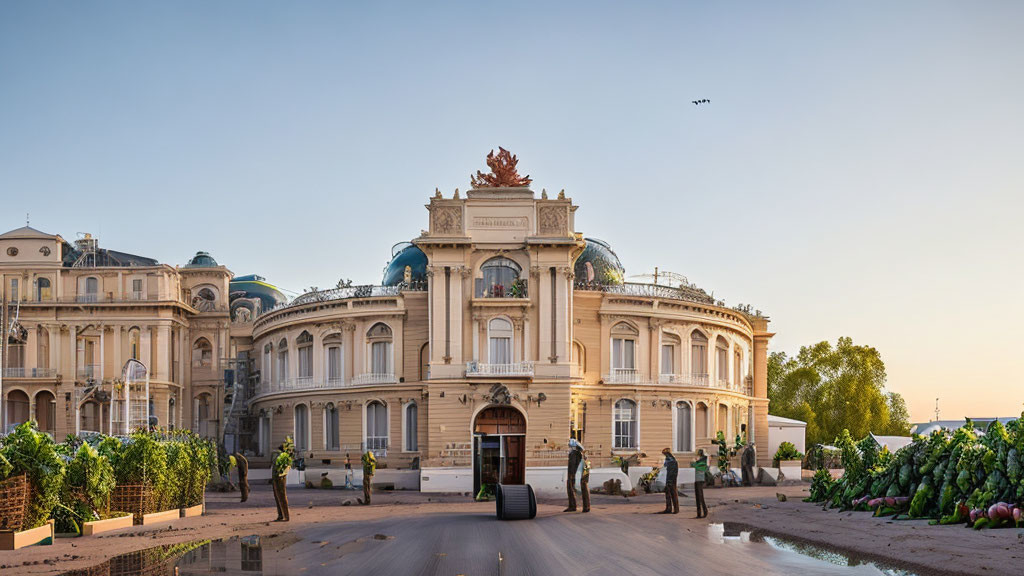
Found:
[557,266,574,280]
[456,265,472,278]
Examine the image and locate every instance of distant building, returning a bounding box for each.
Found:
[767,414,806,457]
[911,417,1019,437]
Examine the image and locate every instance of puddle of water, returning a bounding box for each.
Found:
[58,535,265,576]
[709,523,919,576]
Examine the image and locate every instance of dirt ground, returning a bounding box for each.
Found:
[0,483,1020,575]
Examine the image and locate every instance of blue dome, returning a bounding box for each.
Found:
[229,274,288,313]
[382,243,427,286]
[574,238,625,285]
[185,251,219,268]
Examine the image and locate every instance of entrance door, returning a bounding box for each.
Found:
[473,406,527,495]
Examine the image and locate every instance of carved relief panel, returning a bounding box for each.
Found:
[537,205,568,236]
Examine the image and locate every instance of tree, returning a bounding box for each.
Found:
[768,337,911,446]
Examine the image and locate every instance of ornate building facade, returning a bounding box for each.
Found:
[1,150,772,492]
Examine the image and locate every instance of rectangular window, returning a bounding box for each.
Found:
[612,338,635,371]
[371,342,391,375]
[366,403,388,450]
[132,279,143,300]
[405,404,418,451]
[327,346,342,381]
[691,343,707,375]
[10,279,18,302]
[298,346,312,379]
[489,337,511,365]
[277,352,288,383]
[661,345,674,374]
[716,348,728,381]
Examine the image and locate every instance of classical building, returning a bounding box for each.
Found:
[1,149,772,493]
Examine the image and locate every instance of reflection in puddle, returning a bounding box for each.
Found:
[708,523,919,576]
[59,536,266,576]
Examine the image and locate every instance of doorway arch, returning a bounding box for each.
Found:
[473,405,527,495]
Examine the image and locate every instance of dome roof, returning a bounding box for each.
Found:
[382,242,427,286]
[185,251,219,268]
[229,274,288,312]
[574,238,625,285]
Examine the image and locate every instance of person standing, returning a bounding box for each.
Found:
[233,452,250,503]
[659,448,679,514]
[359,450,377,505]
[564,439,583,512]
[580,448,591,513]
[272,440,292,522]
[692,449,709,518]
[742,442,757,486]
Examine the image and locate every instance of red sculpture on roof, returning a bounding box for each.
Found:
[470,148,532,188]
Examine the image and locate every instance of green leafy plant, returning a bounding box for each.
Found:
[773,441,804,465]
[0,421,66,529]
[57,443,117,533]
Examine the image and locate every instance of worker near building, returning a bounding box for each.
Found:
[233,452,250,503]
[659,447,679,514]
[741,442,757,487]
[564,438,583,512]
[359,450,377,505]
[272,440,293,522]
[580,448,592,513]
[693,449,709,518]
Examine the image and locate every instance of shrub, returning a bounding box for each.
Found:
[773,441,804,464]
[58,443,117,533]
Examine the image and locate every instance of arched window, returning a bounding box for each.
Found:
[324,334,343,384]
[734,349,742,388]
[36,277,51,301]
[675,401,693,452]
[419,343,429,381]
[366,400,388,451]
[263,342,273,384]
[80,277,99,302]
[572,341,585,375]
[715,336,729,384]
[690,330,708,377]
[696,402,709,438]
[488,317,513,364]
[192,338,213,367]
[324,403,339,451]
[277,338,289,383]
[192,287,218,312]
[661,333,680,375]
[367,323,393,375]
[294,404,309,452]
[129,328,141,361]
[611,323,638,374]
[613,399,637,449]
[297,331,313,379]
[404,402,418,451]
[480,257,522,298]
[717,403,729,435]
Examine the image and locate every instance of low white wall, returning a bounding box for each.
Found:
[768,425,806,460]
[779,462,802,482]
[420,467,474,493]
[302,467,421,490]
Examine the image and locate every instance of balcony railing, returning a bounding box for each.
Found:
[603,369,645,384]
[474,279,528,299]
[658,373,710,386]
[76,364,100,380]
[466,361,534,377]
[352,373,397,385]
[2,368,58,378]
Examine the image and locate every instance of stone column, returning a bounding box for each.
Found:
[752,326,773,466]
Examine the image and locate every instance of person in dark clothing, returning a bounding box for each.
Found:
[692,449,709,518]
[564,438,583,512]
[233,452,250,503]
[580,449,591,513]
[741,443,757,487]
[659,448,679,514]
[272,441,292,522]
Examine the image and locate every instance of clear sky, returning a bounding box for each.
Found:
[2,1,1022,424]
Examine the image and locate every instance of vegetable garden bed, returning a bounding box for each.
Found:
[81,513,133,536]
[0,519,53,550]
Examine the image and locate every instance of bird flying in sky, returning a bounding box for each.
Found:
[692,99,711,105]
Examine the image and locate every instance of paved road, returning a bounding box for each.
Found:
[261,508,889,576]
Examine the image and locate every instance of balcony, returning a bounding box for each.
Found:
[602,369,646,384]
[352,373,397,385]
[76,364,100,380]
[2,368,58,378]
[659,373,710,386]
[474,279,528,299]
[466,361,534,378]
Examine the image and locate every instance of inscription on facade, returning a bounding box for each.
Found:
[471,216,528,229]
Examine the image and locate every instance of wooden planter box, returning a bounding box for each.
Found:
[82,514,134,536]
[139,509,180,526]
[0,520,54,550]
[180,503,204,518]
